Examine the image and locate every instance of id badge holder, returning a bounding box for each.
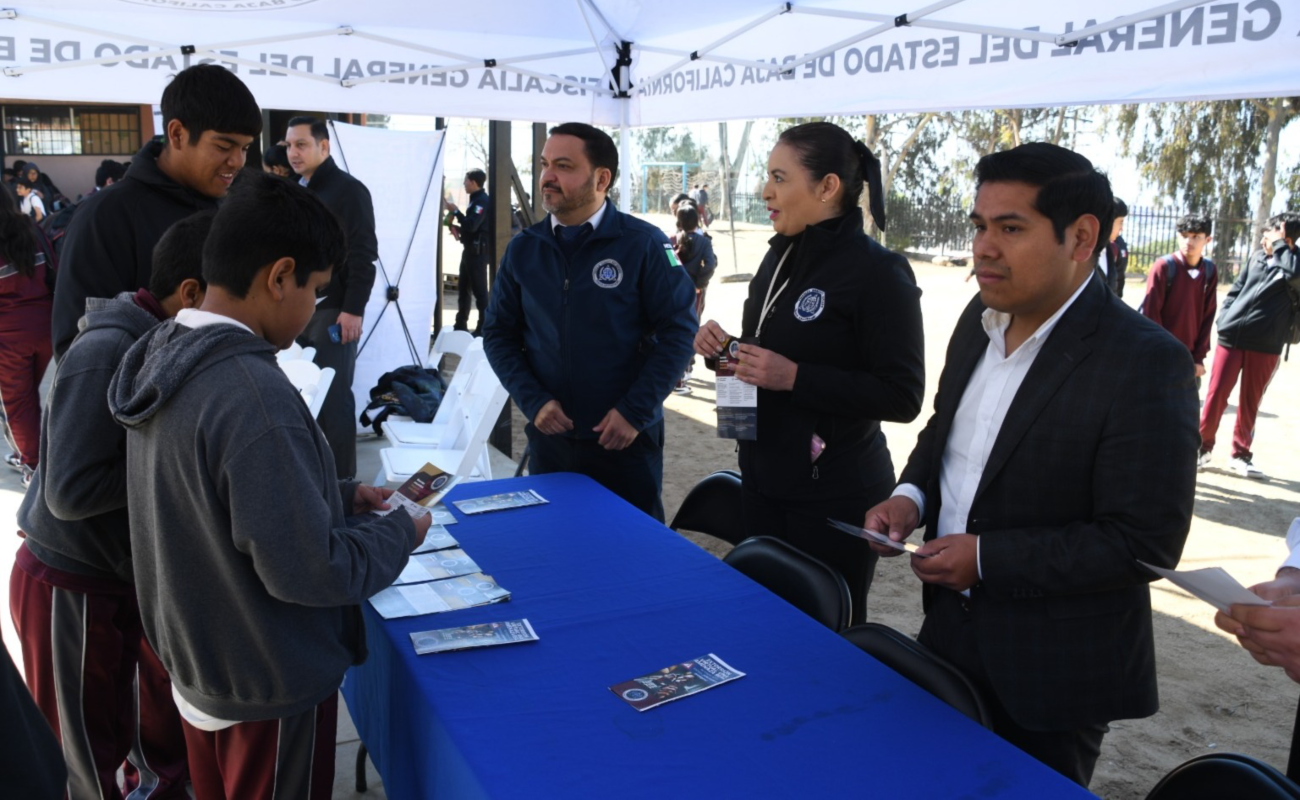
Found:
[713,336,758,440]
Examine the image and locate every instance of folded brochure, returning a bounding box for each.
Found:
[1138,560,1269,614]
[452,489,548,515]
[393,548,480,585]
[374,462,462,520]
[610,654,744,712]
[827,518,925,555]
[411,619,538,654]
[412,524,458,555]
[369,573,510,620]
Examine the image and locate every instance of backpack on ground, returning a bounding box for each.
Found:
[358,365,446,435]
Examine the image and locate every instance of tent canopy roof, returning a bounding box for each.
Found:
[4,1,1298,125]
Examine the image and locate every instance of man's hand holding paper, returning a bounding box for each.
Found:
[912,534,980,593]
[862,495,920,558]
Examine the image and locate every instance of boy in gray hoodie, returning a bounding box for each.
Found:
[13,210,213,799]
[109,171,425,800]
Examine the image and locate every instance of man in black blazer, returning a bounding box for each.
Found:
[286,116,379,478]
[866,143,1199,786]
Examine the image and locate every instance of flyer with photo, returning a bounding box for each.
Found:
[609,654,745,712]
[410,619,538,655]
[373,463,462,520]
[412,524,459,555]
[392,548,480,585]
[452,489,548,515]
[369,573,511,620]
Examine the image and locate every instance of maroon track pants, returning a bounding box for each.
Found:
[9,544,189,799]
[182,693,337,800]
[0,319,51,469]
[1199,344,1280,460]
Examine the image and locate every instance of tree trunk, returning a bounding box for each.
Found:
[1253,97,1286,245]
[1052,107,1067,144]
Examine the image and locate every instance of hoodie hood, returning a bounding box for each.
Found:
[76,292,158,343]
[109,320,276,429]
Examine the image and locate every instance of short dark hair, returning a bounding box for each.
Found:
[95,159,127,188]
[150,210,214,299]
[287,116,329,142]
[1113,197,1128,219]
[1268,211,1300,242]
[548,122,618,184]
[975,142,1114,257]
[202,170,346,298]
[15,176,35,189]
[676,203,700,231]
[262,144,291,171]
[777,121,886,227]
[670,192,690,207]
[1176,214,1212,237]
[160,64,262,145]
[465,169,486,188]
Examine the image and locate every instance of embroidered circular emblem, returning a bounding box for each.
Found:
[430,474,450,491]
[793,288,826,322]
[727,339,741,359]
[592,259,623,289]
[621,688,650,702]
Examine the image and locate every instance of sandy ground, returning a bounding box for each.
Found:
[2,214,1297,798]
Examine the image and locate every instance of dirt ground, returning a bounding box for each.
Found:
[507,213,1300,799]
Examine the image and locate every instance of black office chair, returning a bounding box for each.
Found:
[840,622,993,728]
[1145,753,1300,799]
[669,470,745,546]
[723,536,851,630]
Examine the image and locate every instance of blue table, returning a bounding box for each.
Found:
[342,473,1094,799]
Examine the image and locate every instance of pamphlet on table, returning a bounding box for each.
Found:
[373,462,462,520]
[609,653,745,712]
[369,573,511,620]
[393,548,480,585]
[452,489,548,515]
[411,619,539,654]
[412,524,459,555]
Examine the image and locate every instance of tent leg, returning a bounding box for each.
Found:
[618,103,632,214]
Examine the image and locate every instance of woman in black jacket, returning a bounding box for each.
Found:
[693,122,925,623]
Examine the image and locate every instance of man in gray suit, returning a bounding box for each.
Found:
[865,143,1199,787]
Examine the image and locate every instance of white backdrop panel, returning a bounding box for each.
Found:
[326,121,444,432]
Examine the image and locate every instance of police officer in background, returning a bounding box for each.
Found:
[483,123,697,521]
[445,169,492,334]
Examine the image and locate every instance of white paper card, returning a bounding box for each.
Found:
[1139,560,1270,614]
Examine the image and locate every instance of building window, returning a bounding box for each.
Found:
[3,105,141,156]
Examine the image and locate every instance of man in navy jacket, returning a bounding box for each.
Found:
[483,123,696,521]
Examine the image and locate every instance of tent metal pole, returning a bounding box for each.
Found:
[532,123,547,223]
[619,102,632,214]
[634,45,806,73]
[779,0,968,76]
[636,3,791,92]
[488,119,514,458]
[434,117,446,341]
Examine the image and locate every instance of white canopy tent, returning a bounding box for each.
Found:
[4,1,1297,125]
[4,0,1298,211]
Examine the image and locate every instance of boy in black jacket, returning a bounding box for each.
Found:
[51,64,261,357]
[13,211,213,799]
[1199,212,1300,478]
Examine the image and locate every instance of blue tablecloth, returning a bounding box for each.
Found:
[342,473,1094,799]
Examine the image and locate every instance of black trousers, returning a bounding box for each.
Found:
[919,588,1108,788]
[740,475,893,626]
[454,247,489,332]
[525,419,665,522]
[299,308,357,479]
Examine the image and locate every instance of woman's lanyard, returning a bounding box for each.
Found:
[755,245,794,338]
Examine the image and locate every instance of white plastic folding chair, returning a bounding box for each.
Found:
[276,342,317,364]
[382,339,485,443]
[278,359,332,419]
[428,328,475,374]
[378,359,508,485]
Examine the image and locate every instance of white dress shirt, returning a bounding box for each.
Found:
[1280,518,1300,571]
[894,276,1092,579]
[549,201,607,234]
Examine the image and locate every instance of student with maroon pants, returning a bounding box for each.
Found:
[1199,213,1300,479]
[0,187,54,486]
[12,212,212,799]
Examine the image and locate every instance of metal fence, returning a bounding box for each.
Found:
[721,193,1256,282]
